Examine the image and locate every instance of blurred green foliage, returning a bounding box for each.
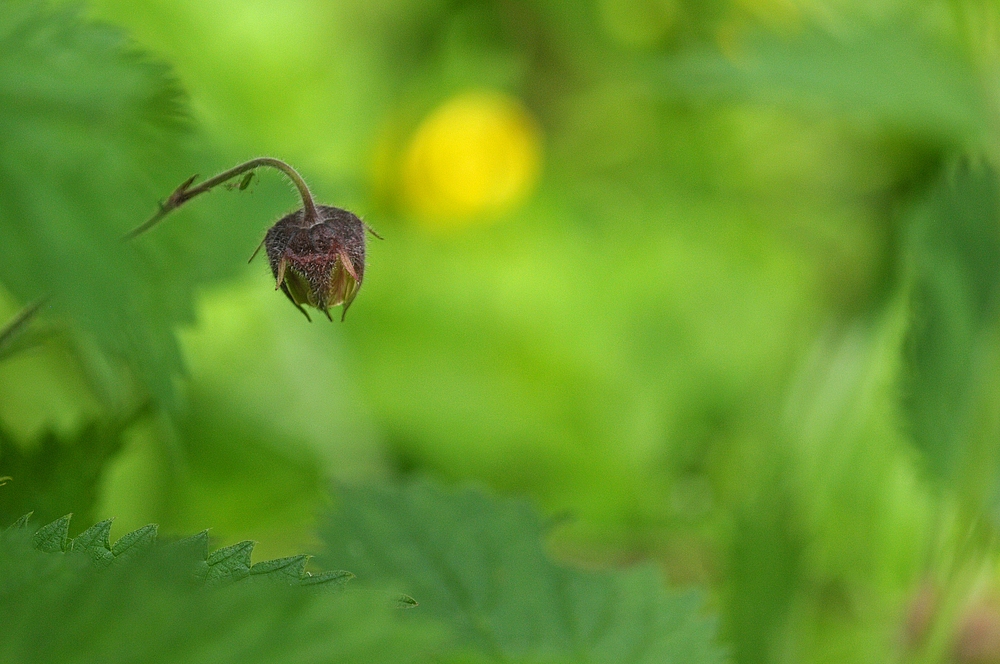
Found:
[5,0,1000,661]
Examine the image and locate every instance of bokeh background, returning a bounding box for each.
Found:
[4,0,1000,662]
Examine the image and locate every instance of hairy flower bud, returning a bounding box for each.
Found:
[263,205,368,322]
[129,158,379,322]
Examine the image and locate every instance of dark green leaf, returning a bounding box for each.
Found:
[0,525,443,664]
[249,554,308,582]
[31,514,70,553]
[70,518,114,566]
[902,160,1000,487]
[111,523,158,560]
[0,1,196,404]
[0,2,294,408]
[0,414,137,527]
[205,540,255,584]
[319,481,725,664]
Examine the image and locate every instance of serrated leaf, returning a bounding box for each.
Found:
[249,554,309,582]
[299,569,355,588]
[69,518,114,566]
[319,481,725,664]
[6,512,32,531]
[111,523,157,560]
[170,529,210,559]
[31,514,70,553]
[0,1,195,405]
[0,526,444,663]
[205,540,254,584]
[0,1,285,408]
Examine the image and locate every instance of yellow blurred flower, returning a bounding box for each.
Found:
[401,91,542,229]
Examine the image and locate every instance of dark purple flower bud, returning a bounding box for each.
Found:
[263,205,368,322]
[129,158,380,322]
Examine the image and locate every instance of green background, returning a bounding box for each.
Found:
[4,0,1000,662]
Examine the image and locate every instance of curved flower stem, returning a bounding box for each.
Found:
[124,157,318,240]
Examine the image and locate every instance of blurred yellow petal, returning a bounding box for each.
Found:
[402,91,542,229]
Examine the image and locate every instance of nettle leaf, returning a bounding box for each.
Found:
[0,1,189,404]
[319,481,725,664]
[658,27,986,144]
[70,518,115,566]
[14,513,354,590]
[0,519,442,664]
[0,1,271,406]
[30,514,70,553]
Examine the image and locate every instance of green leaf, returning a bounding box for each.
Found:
[31,514,70,553]
[6,512,32,531]
[299,569,355,588]
[0,1,292,408]
[318,481,725,664]
[659,27,986,144]
[249,554,309,580]
[111,523,158,560]
[901,161,1000,488]
[0,412,140,527]
[70,518,114,566]
[0,524,443,664]
[0,1,196,404]
[205,539,254,584]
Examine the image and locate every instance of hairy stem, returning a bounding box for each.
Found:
[125,157,318,240]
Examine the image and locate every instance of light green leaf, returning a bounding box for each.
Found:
[319,481,725,664]
[0,1,192,404]
[0,2,293,406]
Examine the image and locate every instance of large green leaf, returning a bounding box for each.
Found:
[0,515,440,664]
[0,1,191,403]
[319,481,725,663]
[0,1,294,406]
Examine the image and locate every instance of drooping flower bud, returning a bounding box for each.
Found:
[128,157,379,322]
[262,205,368,322]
